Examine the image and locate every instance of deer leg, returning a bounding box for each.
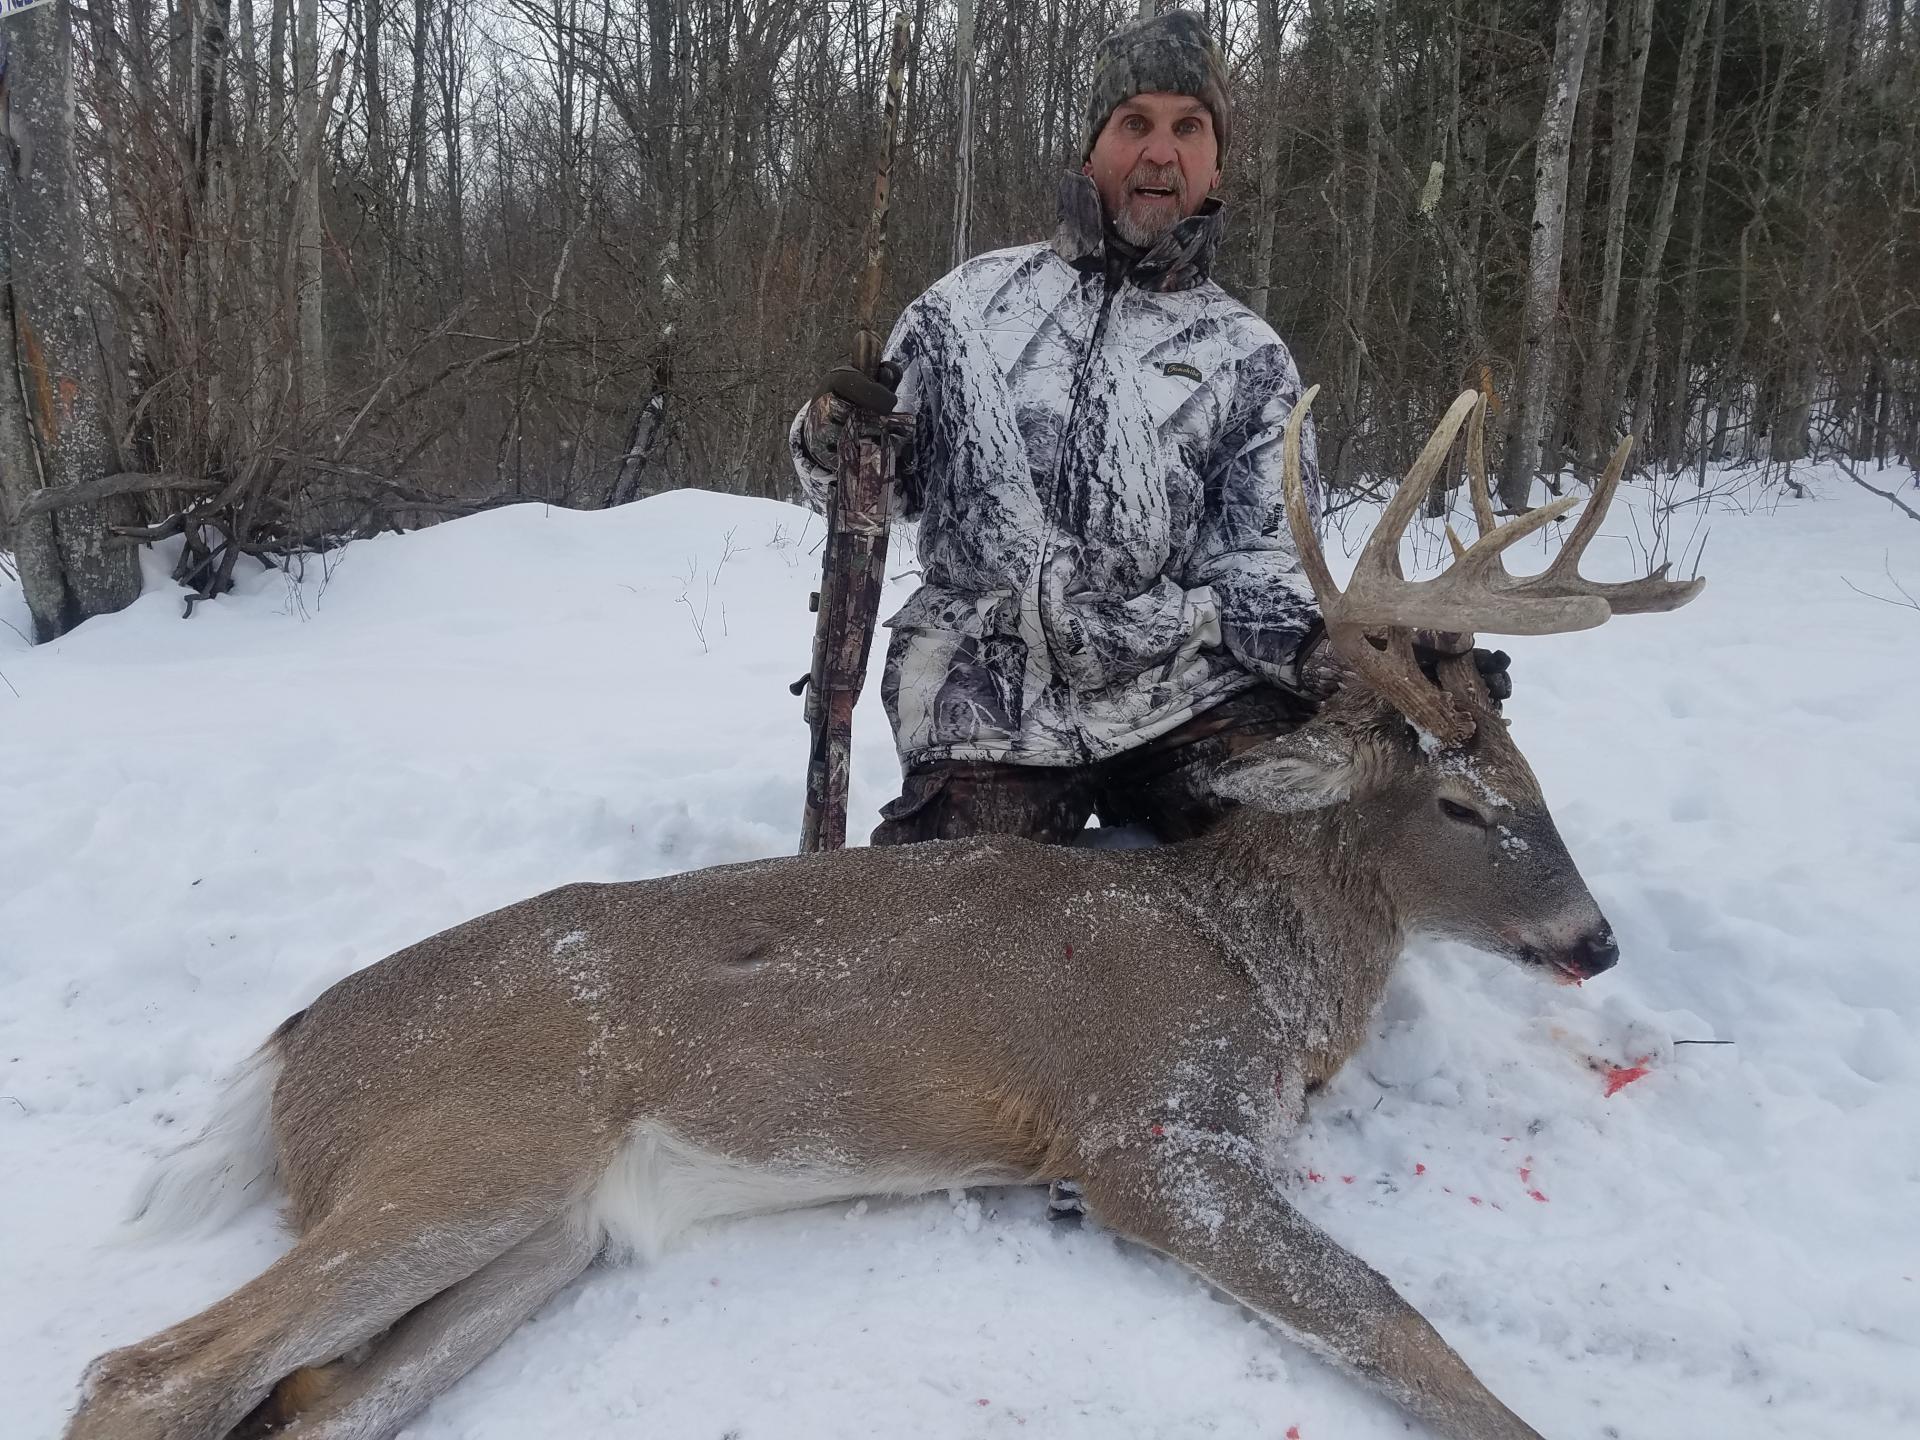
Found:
[65,1198,554,1440]
[265,1217,599,1440]
[1078,1141,1545,1440]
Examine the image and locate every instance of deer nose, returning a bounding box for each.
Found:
[1567,927,1619,977]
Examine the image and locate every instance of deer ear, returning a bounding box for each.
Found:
[1212,729,1365,813]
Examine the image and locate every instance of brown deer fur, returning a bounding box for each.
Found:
[65,685,1605,1440]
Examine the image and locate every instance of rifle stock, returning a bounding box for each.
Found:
[797,11,914,853]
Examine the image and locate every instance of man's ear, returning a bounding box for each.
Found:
[1212,728,1365,814]
[1082,158,1095,177]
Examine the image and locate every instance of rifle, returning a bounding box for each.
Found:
[794,11,915,854]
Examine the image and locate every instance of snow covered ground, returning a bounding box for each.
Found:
[4,461,1918,1439]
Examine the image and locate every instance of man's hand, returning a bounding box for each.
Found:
[799,360,901,467]
[1292,626,1514,704]
[1291,622,1345,701]
[1412,630,1513,702]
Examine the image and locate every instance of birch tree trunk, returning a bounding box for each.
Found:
[0,4,143,640]
[408,0,429,245]
[1339,0,1389,490]
[1667,0,1725,467]
[1580,0,1655,460]
[1498,0,1600,510]
[1777,0,1865,460]
[1616,0,1713,441]
[1246,0,1285,323]
[950,0,974,270]
[1544,11,1604,479]
[294,0,324,419]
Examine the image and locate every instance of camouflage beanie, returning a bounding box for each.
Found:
[1083,9,1232,163]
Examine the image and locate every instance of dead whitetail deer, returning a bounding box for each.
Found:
[68,389,1702,1440]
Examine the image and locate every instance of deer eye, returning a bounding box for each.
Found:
[1438,798,1488,828]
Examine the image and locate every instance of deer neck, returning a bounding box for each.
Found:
[1176,804,1404,1077]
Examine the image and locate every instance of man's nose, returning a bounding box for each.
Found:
[1140,134,1179,168]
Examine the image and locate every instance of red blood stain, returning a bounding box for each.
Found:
[1149,1123,1165,1137]
[976,1398,990,1406]
[1306,1170,1324,1182]
[1501,1136,1514,1143]
[1065,943,1073,960]
[1469,1195,1483,1206]
[1529,1189,1550,1203]
[1518,1166,1532,1184]
[1414,1162,1427,1175]
[1341,1175,1355,1184]
[1287,1428,1303,1439]
[1603,1062,1652,1096]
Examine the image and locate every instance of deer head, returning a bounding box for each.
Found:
[1216,387,1704,983]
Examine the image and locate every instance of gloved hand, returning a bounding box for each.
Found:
[1292,625,1513,704]
[799,360,901,467]
[1291,623,1346,701]
[1412,630,1513,702]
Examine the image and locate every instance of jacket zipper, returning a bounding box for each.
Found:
[1034,265,1123,759]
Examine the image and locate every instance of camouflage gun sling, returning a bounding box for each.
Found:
[796,12,914,854]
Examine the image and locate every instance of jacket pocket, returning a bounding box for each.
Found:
[1049,578,1220,695]
[883,588,1027,750]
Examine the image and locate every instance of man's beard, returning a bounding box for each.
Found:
[1110,160,1188,248]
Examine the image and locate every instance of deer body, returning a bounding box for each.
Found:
[67,392,1701,1440]
[66,743,1568,1440]
[272,804,1392,1235]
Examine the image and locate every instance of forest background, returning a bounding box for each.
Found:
[0,0,1914,638]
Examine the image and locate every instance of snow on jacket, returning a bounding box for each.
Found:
[790,173,1322,770]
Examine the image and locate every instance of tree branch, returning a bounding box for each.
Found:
[17,472,214,519]
[1832,457,1920,523]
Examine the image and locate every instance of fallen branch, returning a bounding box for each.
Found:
[1832,456,1920,523]
[1841,554,1920,613]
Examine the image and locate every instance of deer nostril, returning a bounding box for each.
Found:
[1578,929,1620,975]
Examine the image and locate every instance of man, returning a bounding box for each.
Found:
[791,9,1499,849]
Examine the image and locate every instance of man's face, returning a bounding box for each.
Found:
[1082,92,1221,248]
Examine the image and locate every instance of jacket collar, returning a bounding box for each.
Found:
[1050,171,1225,292]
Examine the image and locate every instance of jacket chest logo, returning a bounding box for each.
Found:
[1160,361,1203,382]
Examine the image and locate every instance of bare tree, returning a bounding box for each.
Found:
[1580,0,1656,461]
[4,0,1911,644]
[1500,0,1601,509]
[0,6,143,639]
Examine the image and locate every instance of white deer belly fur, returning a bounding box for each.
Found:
[581,1125,1016,1263]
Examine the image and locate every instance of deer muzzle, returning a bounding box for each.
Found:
[1514,921,1619,984]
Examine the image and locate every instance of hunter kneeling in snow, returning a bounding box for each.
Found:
[792,7,1512,856]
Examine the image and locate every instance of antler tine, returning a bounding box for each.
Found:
[1333,391,1611,636]
[1525,432,1710,615]
[1356,389,1483,581]
[1465,391,1499,540]
[1539,433,1631,585]
[1452,491,1585,582]
[1279,385,1341,606]
[1279,387,1475,745]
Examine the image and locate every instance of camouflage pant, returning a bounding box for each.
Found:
[870,685,1310,847]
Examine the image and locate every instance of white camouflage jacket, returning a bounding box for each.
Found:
[790,174,1322,770]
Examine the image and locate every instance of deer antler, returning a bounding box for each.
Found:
[1279,387,1707,747]
[1461,420,1708,616]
